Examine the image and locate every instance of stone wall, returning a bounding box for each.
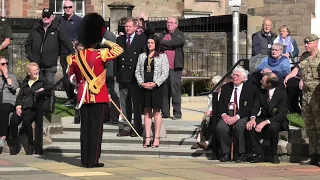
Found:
[182,32,247,76]
[247,0,315,56]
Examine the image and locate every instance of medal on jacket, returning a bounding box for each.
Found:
[147,56,153,73]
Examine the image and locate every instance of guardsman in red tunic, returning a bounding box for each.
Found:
[67,13,123,168]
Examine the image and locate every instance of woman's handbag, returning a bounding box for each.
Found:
[34,90,56,114]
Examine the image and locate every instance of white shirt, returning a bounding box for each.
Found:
[268,88,276,100]
[126,32,136,44]
[221,83,243,119]
[229,83,243,108]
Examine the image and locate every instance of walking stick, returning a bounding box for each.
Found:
[229,103,237,161]
[109,97,143,141]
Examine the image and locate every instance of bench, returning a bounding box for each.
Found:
[181,76,211,97]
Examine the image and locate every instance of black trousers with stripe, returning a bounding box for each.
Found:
[79,103,107,167]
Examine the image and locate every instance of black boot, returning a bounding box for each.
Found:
[26,146,34,155]
[9,144,21,155]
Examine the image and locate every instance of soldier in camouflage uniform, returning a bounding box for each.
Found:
[293,34,320,166]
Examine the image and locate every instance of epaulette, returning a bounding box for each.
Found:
[66,54,74,65]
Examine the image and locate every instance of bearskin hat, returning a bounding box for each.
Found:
[78,13,106,48]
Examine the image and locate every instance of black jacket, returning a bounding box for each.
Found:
[114,33,146,83]
[218,82,257,119]
[16,76,54,109]
[250,87,289,131]
[159,28,185,70]
[25,20,75,68]
[252,30,277,56]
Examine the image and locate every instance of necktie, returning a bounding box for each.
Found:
[234,87,238,109]
[267,90,271,102]
[126,36,131,47]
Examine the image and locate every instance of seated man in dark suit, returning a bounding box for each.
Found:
[247,72,289,164]
[217,66,257,163]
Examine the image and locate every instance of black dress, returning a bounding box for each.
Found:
[141,58,163,109]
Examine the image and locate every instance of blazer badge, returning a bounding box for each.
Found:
[272,108,277,114]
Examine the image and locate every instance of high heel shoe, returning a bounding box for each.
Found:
[152,137,160,148]
[143,137,151,148]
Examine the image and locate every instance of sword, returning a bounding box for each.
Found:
[109,96,143,141]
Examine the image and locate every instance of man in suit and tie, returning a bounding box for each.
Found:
[247,72,289,164]
[217,66,257,163]
[115,18,147,137]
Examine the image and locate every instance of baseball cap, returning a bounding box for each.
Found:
[304,34,319,43]
[42,8,53,18]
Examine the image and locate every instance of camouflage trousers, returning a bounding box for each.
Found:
[302,85,320,155]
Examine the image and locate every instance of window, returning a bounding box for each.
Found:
[49,0,85,17]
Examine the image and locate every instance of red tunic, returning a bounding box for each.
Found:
[67,41,123,105]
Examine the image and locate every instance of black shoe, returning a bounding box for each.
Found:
[26,146,34,155]
[86,163,104,168]
[235,153,246,163]
[300,155,317,165]
[250,154,265,163]
[10,144,21,155]
[191,143,199,149]
[0,147,2,154]
[172,116,181,120]
[219,153,231,162]
[131,130,142,137]
[271,154,280,164]
[64,100,74,107]
[162,114,170,118]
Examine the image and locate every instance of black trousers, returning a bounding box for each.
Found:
[0,103,15,137]
[162,69,182,118]
[119,81,142,131]
[286,77,302,113]
[60,54,74,100]
[216,116,248,155]
[80,103,106,167]
[9,108,37,147]
[104,77,120,123]
[248,118,282,155]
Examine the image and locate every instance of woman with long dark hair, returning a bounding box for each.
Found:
[135,35,169,148]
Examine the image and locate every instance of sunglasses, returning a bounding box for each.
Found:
[1,62,8,66]
[64,6,73,9]
[42,15,51,18]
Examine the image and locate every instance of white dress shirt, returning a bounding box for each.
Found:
[229,83,243,108]
[221,83,243,119]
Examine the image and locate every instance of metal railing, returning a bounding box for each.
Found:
[149,14,247,33]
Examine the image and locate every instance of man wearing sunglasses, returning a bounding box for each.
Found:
[25,8,74,85]
[58,1,82,107]
[0,18,12,66]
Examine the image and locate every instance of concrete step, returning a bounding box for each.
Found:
[52,131,197,146]
[43,144,212,159]
[62,123,198,135]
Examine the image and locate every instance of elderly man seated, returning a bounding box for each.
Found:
[216,67,257,163]
[247,72,288,164]
[251,43,291,87]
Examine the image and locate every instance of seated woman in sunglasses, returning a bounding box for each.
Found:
[0,57,19,154]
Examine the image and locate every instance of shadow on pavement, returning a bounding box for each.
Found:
[37,149,82,167]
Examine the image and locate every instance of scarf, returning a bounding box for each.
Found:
[267,55,287,67]
[278,36,293,54]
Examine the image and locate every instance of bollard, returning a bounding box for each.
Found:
[211,91,219,160]
[34,97,44,155]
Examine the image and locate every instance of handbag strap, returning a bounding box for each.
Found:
[0,76,6,104]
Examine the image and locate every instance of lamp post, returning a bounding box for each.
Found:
[229,0,241,65]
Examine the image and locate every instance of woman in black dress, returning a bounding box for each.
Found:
[135,35,169,148]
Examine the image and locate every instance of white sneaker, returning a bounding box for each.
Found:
[0,139,5,147]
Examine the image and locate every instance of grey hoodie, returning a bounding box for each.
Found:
[0,73,19,106]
